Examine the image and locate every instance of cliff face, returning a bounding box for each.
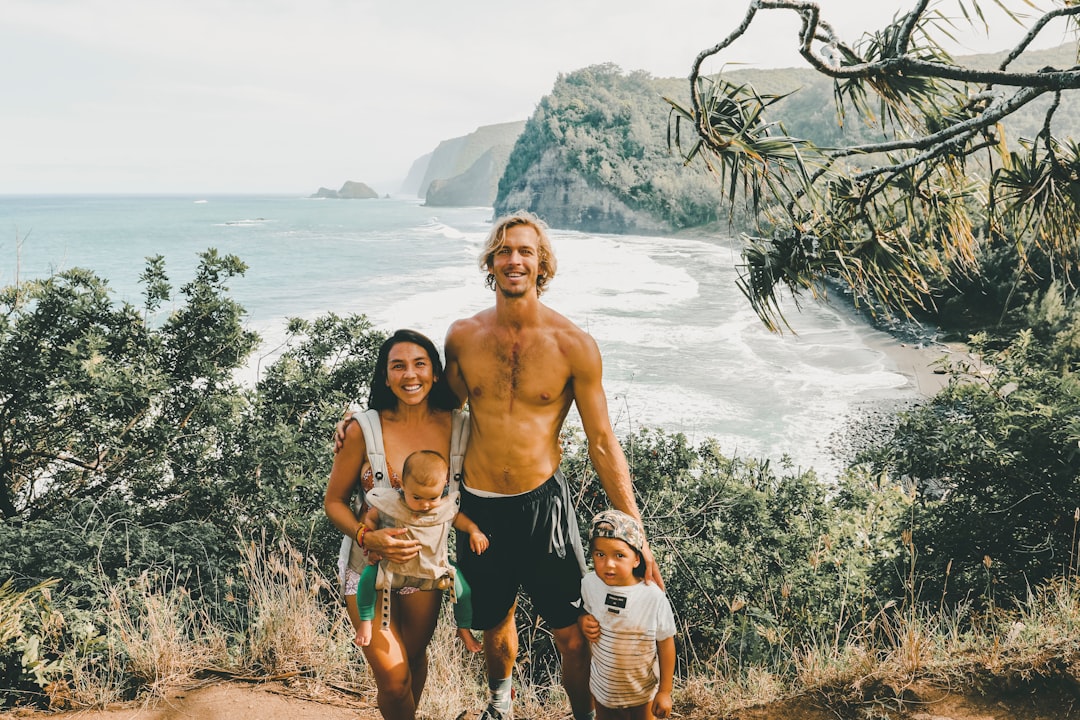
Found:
[494,147,673,234]
[491,65,725,234]
[415,120,525,206]
[425,146,513,207]
[398,152,432,196]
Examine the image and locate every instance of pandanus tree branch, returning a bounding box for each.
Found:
[673,0,1080,331]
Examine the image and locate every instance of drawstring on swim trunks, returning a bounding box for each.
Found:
[548,473,587,575]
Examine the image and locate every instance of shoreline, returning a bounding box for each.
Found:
[673,225,968,399]
[866,332,964,398]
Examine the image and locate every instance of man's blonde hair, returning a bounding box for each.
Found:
[480,210,557,296]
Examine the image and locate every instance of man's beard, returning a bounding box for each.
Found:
[497,276,532,298]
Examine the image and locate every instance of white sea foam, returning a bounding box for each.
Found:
[4,195,922,479]
[419,219,468,240]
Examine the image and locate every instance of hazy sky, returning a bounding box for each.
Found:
[2,0,1070,195]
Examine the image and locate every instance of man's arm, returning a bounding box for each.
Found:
[571,332,665,588]
[443,321,469,405]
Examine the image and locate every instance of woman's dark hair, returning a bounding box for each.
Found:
[368,329,459,411]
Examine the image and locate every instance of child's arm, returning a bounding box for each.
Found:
[578,612,600,643]
[453,511,489,554]
[579,573,600,642]
[652,635,675,719]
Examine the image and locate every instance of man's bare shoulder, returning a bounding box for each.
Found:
[448,308,495,335]
[446,310,493,351]
[541,306,600,358]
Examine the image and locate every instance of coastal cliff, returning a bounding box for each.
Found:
[495,146,673,233]
[491,45,1080,235]
[424,145,514,207]
[408,120,525,206]
[493,65,723,234]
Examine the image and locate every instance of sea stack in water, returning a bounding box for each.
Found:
[310,181,379,199]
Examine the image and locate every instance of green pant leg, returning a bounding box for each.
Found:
[357,563,378,622]
[452,565,473,629]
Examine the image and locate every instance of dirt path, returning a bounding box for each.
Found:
[5,682,382,720]
[6,678,1077,719]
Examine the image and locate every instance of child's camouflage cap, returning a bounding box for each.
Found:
[590,509,645,556]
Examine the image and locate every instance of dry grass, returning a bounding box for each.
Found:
[237,535,344,677]
[10,537,1080,718]
[104,572,214,696]
[416,612,486,719]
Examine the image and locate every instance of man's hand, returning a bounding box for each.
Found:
[578,613,600,643]
[332,415,355,454]
[642,540,665,590]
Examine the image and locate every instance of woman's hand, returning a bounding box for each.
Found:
[362,526,421,563]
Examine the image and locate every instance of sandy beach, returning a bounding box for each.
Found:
[868,333,969,398]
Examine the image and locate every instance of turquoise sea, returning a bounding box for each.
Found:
[0,194,919,478]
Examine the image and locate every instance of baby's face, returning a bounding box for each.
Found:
[401,476,445,512]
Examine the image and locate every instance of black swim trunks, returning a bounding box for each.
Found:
[456,471,587,631]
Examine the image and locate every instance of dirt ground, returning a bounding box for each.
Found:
[5,678,1079,720]
[2,682,382,720]
[729,679,1080,720]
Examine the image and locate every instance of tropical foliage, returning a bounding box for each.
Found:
[669,0,1080,331]
[0,254,385,705]
[860,301,1080,607]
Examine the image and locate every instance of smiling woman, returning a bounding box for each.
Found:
[322,329,464,720]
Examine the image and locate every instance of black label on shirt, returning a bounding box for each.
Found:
[605,593,626,609]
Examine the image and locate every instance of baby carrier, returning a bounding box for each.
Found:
[337,407,469,627]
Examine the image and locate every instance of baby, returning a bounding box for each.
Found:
[353,449,488,650]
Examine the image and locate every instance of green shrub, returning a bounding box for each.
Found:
[862,331,1080,607]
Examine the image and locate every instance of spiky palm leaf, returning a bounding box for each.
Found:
[679,0,1080,330]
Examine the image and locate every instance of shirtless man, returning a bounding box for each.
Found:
[445,210,662,720]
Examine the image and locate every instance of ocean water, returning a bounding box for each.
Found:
[0,194,916,478]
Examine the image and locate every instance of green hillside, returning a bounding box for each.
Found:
[496,43,1078,232]
[496,64,727,230]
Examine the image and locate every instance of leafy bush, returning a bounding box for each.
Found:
[564,428,905,669]
[0,254,386,705]
[862,331,1080,607]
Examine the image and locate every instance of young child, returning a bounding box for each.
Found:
[579,510,675,720]
[352,449,489,651]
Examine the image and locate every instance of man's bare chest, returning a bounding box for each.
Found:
[462,337,571,407]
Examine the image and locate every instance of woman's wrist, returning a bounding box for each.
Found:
[355,525,368,548]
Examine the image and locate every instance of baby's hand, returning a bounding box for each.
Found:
[470,530,489,554]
